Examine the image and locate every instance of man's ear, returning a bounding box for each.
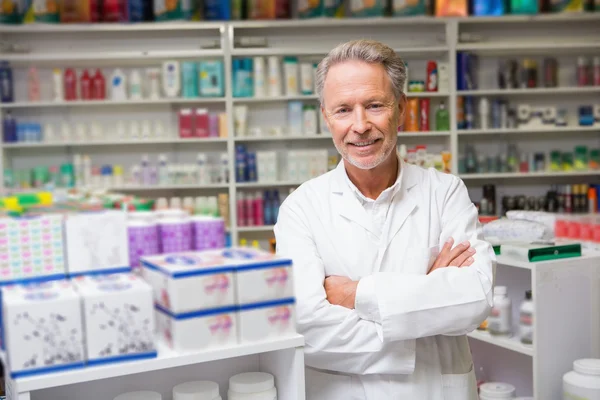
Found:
[397,94,407,130]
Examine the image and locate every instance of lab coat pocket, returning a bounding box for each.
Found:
[441,364,478,400]
[305,367,357,400]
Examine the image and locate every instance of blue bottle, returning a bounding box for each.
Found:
[272,190,281,223]
[264,191,273,225]
[243,58,254,98]
[3,111,16,143]
[232,59,242,98]
[235,144,247,182]
[247,152,257,182]
[0,61,14,103]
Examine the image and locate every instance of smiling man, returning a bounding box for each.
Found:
[273,40,494,399]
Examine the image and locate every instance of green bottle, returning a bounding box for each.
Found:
[435,102,450,131]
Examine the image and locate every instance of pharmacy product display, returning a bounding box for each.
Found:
[398,144,452,173]
[142,247,295,351]
[228,372,277,400]
[1,61,225,105]
[479,382,516,399]
[402,99,451,132]
[178,109,228,139]
[234,101,324,137]
[563,359,600,400]
[460,144,600,174]
[237,190,286,227]
[173,381,221,400]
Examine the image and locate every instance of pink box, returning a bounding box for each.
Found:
[179,109,194,138]
[208,113,219,137]
[194,108,209,138]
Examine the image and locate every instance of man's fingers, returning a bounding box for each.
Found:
[449,248,475,267]
[460,257,475,267]
[447,240,472,261]
[430,238,454,272]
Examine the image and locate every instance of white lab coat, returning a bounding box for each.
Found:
[274,160,494,400]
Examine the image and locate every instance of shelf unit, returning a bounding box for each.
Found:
[3,334,305,400]
[1,15,600,246]
[466,253,600,399]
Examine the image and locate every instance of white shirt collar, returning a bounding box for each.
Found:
[342,154,403,204]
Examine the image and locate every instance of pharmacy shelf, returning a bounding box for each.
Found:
[232,95,319,103]
[459,171,600,180]
[406,92,450,98]
[231,46,449,57]
[2,49,223,64]
[495,255,533,270]
[237,225,275,233]
[0,21,225,33]
[0,98,226,109]
[2,334,303,393]
[236,181,306,188]
[456,41,600,54]
[229,16,444,29]
[467,330,534,357]
[457,87,600,96]
[234,134,331,142]
[110,183,229,191]
[457,126,600,136]
[456,13,600,24]
[2,138,228,149]
[398,131,452,137]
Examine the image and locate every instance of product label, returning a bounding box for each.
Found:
[487,305,511,334]
[207,314,233,335]
[519,310,533,343]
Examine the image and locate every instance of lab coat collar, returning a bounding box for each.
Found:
[331,156,419,240]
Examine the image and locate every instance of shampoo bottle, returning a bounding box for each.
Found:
[92,69,106,100]
[129,69,143,100]
[435,101,450,131]
[162,61,181,98]
[53,68,64,102]
[80,69,92,100]
[253,56,266,97]
[64,68,77,101]
[110,69,128,101]
[181,61,198,98]
[0,61,13,103]
[267,56,282,97]
[146,68,161,99]
[28,67,41,102]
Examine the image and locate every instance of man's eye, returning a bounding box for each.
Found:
[337,108,349,114]
[368,104,383,109]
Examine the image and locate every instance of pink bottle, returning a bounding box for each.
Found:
[245,192,255,226]
[27,67,41,102]
[237,192,247,227]
[80,70,92,100]
[179,109,194,138]
[64,68,77,101]
[195,108,209,138]
[254,191,264,226]
[92,69,106,100]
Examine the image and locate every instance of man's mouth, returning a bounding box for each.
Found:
[349,139,380,147]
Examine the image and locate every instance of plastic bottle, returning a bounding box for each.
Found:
[519,290,533,345]
[92,69,105,100]
[254,190,264,226]
[3,111,16,143]
[129,69,143,100]
[563,359,600,400]
[53,68,64,102]
[479,97,490,130]
[237,192,246,226]
[158,154,169,185]
[28,67,41,102]
[82,155,92,187]
[488,286,512,336]
[73,154,83,187]
[283,56,299,96]
[272,190,281,223]
[197,153,207,184]
[267,56,282,97]
[435,102,450,131]
[111,69,127,101]
[0,61,14,103]
[245,192,255,226]
[80,70,92,100]
[64,68,77,101]
[141,155,151,185]
[253,57,266,97]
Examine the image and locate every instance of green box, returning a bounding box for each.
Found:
[298,0,344,18]
[350,0,387,17]
[392,0,427,16]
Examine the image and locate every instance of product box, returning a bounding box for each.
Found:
[298,0,344,18]
[199,61,225,97]
[288,101,304,135]
[248,0,290,19]
[435,0,468,16]
[72,273,156,365]
[154,0,197,21]
[156,304,237,351]
[195,108,209,137]
[391,0,428,16]
[238,298,296,343]
[179,109,194,138]
[473,0,505,15]
[203,0,231,20]
[24,0,60,23]
[0,215,66,284]
[550,0,585,12]
[350,0,387,16]
[64,210,130,276]
[0,0,29,24]
[510,0,538,14]
[60,0,100,23]
[141,251,236,314]
[2,280,85,378]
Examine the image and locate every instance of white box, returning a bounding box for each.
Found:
[233,250,293,305]
[64,210,130,276]
[156,306,237,351]
[1,280,85,378]
[141,251,236,314]
[288,101,303,135]
[238,299,296,343]
[72,273,156,365]
[438,62,450,92]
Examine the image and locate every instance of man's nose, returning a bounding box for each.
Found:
[351,107,370,134]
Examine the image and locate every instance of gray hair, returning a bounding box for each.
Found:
[316,39,407,106]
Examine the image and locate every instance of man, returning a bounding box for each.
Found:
[274,40,494,399]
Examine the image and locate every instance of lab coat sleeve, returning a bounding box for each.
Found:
[274,200,416,375]
[365,177,494,342]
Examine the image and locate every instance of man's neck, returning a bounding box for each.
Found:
[344,153,399,200]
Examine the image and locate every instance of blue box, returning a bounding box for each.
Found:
[199,61,225,97]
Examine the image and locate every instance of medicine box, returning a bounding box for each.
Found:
[141,251,236,314]
[72,273,156,365]
[2,280,85,378]
[156,305,238,352]
[350,0,387,17]
[391,0,427,16]
[288,101,304,135]
[298,0,345,18]
[0,215,66,284]
[238,298,296,343]
[64,210,130,276]
[199,61,225,97]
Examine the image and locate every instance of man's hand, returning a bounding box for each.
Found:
[324,276,359,309]
[428,237,476,274]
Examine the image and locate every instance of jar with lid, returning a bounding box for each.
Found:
[563,359,600,400]
[488,286,512,336]
[114,392,162,400]
[519,290,533,345]
[228,372,277,400]
[479,382,515,399]
[173,381,221,400]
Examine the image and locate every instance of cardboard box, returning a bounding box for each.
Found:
[238,299,296,343]
[156,305,238,351]
[2,280,85,378]
[141,251,236,314]
[72,273,156,365]
[391,0,428,16]
[64,210,130,276]
[234,250,293,305]
[350,0,387,16]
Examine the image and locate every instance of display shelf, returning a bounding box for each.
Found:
[2,49,223,64]
[231,46,449,57]
[495,255,533,270]
[2,137,228,149]
[0,98,227,109]
[110,183,229,191]
[0,21,225,33]
[456,13,600,24]
[1,334,303,393]
[232,95,319,103]
[459,171,600,180]
[467,330,533,357]
[455,41,600,54]
[457,87,600,96]
[237,225,275,233]
[457,126,600,136]
[405,92,450,98]
[228,16,444,29]
[236,181,306,188]
[398,131,452,137]
[234,134,331,142]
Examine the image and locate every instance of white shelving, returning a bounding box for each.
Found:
[0,21,225,33]
[457,126,600,136]
[4,335,305,400]
[236,181,305,188]
[232,95,319,103]
[234,134,331,142]
[467,330,533,357]
[110,183,229,191]
[456,41,600,53]
[237,225,275,233]
[460,171,600,180]
[0,98,226,109]
[457,87,600,96]
[232,46,450,57]
[3,138,228,149]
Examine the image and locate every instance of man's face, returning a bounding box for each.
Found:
[321,60,404,170]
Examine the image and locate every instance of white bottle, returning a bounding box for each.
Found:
[563,359,600,400]
[154,120,166,138]
[300,62,314,95]
[116,120,127,140]
[303,106,317,135]
[283,57,299,96]
[82,155,92,187]
[130,121,140,140]
[488,286,512,336]
[158,154,169,185]
[182,197,195,215]
[479,97,490,130]
[73,154,83,187]
[197,153,207,184]
[220,153,229,183]
[111,69,128,101]
[162,61,181,98]
[44,124,55,143]
[141,120,152,139]
[146,68,161,100]
[267,56,282,97]
[129,69,143,100]
[398,144,408,162]
[170,197,182,210]
[53,68,64,102]
[141,154,151,185]
[253,57,266,98]
[519,290,533,345]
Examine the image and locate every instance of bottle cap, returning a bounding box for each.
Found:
[525,290,532,300]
